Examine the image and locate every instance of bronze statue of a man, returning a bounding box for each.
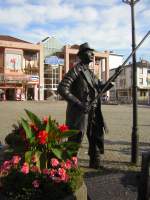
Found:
[57,42,114,168]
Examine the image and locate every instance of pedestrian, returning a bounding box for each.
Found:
[57,42,114,169]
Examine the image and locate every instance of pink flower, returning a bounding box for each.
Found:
[32,180,40,188]
[63,173,69,183]
[72,157,78,167]
[2,160,12,171]
[58,124,69,132]
[51,158,59,167]
[42,168,49,175]
[21,162,29,174]
[30,166,40,173]
[31,155,38,163]
[49,169,56,177]
[36,130,48,144]
[11,155,21,165]
[58,168,69,182]
[58,168,66,178]
[64,159,72,170]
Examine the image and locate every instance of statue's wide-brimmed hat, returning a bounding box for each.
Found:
[77,42,94,55]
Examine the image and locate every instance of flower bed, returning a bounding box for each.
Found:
[0,110,84,200]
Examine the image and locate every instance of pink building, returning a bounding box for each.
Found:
[63,44,110,82]
[0,36,44,100]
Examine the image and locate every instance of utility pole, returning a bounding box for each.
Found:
[122,0,140,164]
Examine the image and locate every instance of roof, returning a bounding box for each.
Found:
[0,35,31,44]
[110,60,150,71]
[70,44,80,49]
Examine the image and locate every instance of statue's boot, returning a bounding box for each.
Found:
[89,153,101,169]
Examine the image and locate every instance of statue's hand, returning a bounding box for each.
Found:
[77,102,90,113]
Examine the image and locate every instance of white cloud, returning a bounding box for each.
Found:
[5,0,27,5]
[0,0,149,59]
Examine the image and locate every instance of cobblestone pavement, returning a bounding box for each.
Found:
[0,101,150,199]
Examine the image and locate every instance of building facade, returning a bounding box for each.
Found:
[0,36,44,101]
[41,37,64,99]
[41,38,123,100]
[109,60,150,104]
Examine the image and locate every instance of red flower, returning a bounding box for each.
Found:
[20,129,26,141]
[58,124,69,132]
[36,130,48,144]
[43,116,48,124]
[30,123,38,132]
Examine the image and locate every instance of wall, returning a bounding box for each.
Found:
[109,54,123,69]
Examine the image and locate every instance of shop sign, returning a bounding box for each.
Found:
[5,53,22,70]
[28,75,39,83]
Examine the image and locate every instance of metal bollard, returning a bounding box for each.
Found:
[138,151,150,200]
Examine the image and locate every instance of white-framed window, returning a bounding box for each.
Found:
[139,78,143,85]
[139,67,143,74]
[44,65,60,90]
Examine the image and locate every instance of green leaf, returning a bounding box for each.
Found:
[24,109,42,128]
[40,152,47,169]
[66,149,78,158]
[21,118,33,140]
[60,130,79,138]
[47,143,52,150]
[34,150,42,168]
[51,148,63,160]
[25,151,32,164]
[61,141,80,150]
[46,116,51,133]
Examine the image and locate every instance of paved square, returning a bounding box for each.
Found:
[0,101,150,167]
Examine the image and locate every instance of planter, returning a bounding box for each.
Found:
[64,181,87,200]
[0,182,87,200]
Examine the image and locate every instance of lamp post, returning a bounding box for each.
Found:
[122,0,140,164]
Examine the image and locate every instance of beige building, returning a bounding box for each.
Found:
[109,60,150,104]
[0,36,44,100]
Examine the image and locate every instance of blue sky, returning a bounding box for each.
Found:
[0,0,150,61]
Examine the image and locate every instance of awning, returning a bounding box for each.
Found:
[44,56,64,65]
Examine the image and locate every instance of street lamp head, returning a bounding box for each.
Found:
[122,0,140,5]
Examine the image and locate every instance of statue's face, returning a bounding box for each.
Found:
[80,49,94,64]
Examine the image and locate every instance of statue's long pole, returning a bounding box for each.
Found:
[91,30,150,106]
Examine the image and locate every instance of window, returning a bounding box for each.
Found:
[44,66,60,90]
[140,91,146,97]
[139,78,143,85]
[139,67,143,74]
